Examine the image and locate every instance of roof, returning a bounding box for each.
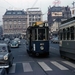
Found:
[61,17,75,24]
[49,6,63,12]
[4,10,26,15]
[48,6,70,12]
[0,43,7,46]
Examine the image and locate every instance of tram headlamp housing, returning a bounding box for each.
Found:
[40,46,44,50]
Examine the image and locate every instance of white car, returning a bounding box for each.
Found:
[51,37,59,43]
[14,38,20,44]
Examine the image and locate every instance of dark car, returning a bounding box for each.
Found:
[0,43,13,69]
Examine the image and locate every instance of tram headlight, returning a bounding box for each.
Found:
[40,46,44,50]
[33,44,35,51]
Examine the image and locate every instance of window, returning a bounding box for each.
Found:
[0,46,7,52]
[13,12,16,14]
[32,29,37,40]
[70,26,74,40]
[38,29,45,40]
[59,30,63,40]
[66,28,70,40]
[17,12,22,14]
[63,29,66,40]
[10,25,11,28]
[7,12,11,14]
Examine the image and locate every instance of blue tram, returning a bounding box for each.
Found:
[26,22,49,56]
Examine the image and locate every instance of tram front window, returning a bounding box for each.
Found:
[38,29,46,40]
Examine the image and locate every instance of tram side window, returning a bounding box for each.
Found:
[67,28,70,40]
[70,26,74,40]
[32,29,37,40]
[63,29,66,40]
[59,30,62,40]
[60,33,62,40]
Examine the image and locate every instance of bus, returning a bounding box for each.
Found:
[26,21,49,56]
[59,17,75,60]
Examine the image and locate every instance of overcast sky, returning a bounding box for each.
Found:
[0,0,74,25]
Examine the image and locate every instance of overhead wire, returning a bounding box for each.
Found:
[31,0,38,8]
[3,0,16,8]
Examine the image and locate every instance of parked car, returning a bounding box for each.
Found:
[51,37,59,43]
[14,38,20,44]
[10,40,19,48]
[4,38,10,44]
[0,43,14,68]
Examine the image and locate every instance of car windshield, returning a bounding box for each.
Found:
[11,40,18,44]
[14,38,19,40]
[0,46,7,52]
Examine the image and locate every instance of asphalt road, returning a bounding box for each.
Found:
[0,39,75,75]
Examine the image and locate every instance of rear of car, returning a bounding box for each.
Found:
[51,37,59,43]
[14,38,20,44]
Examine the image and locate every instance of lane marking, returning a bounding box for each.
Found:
[38,62,52,71]
[22,63,33,72]
[9,64,16,73]
[62,61,75,68]
[51,61,69,70]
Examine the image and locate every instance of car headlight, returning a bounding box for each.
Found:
[16,44,18,46]
[40,46,44,50]
[18,41,20,43]
[4,54,8,60]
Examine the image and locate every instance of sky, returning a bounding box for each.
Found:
[0,0,74,25]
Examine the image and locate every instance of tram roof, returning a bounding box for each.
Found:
[27,25,48,30]
[61,17,75,24]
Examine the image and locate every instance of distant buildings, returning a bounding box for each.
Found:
[3,8,42,36]
[0,26,3,38]
[48,6,71,36]
[26,8,43,27]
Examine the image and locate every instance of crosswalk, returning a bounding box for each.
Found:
[9,61,75,74]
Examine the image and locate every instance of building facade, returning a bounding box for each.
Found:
[3,10,27,36]
[0,26,3,38]
[48,6,71,36]
[3,9,42,37]
[26,8,43,27]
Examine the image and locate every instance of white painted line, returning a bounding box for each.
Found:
[51,61,69,70]
[38,62,52,71]
[62,61,75,68]
[22,63,33,72]
[9,64,16,73]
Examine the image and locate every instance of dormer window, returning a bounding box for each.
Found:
[17,12,22,14]
[7,12,11,14]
